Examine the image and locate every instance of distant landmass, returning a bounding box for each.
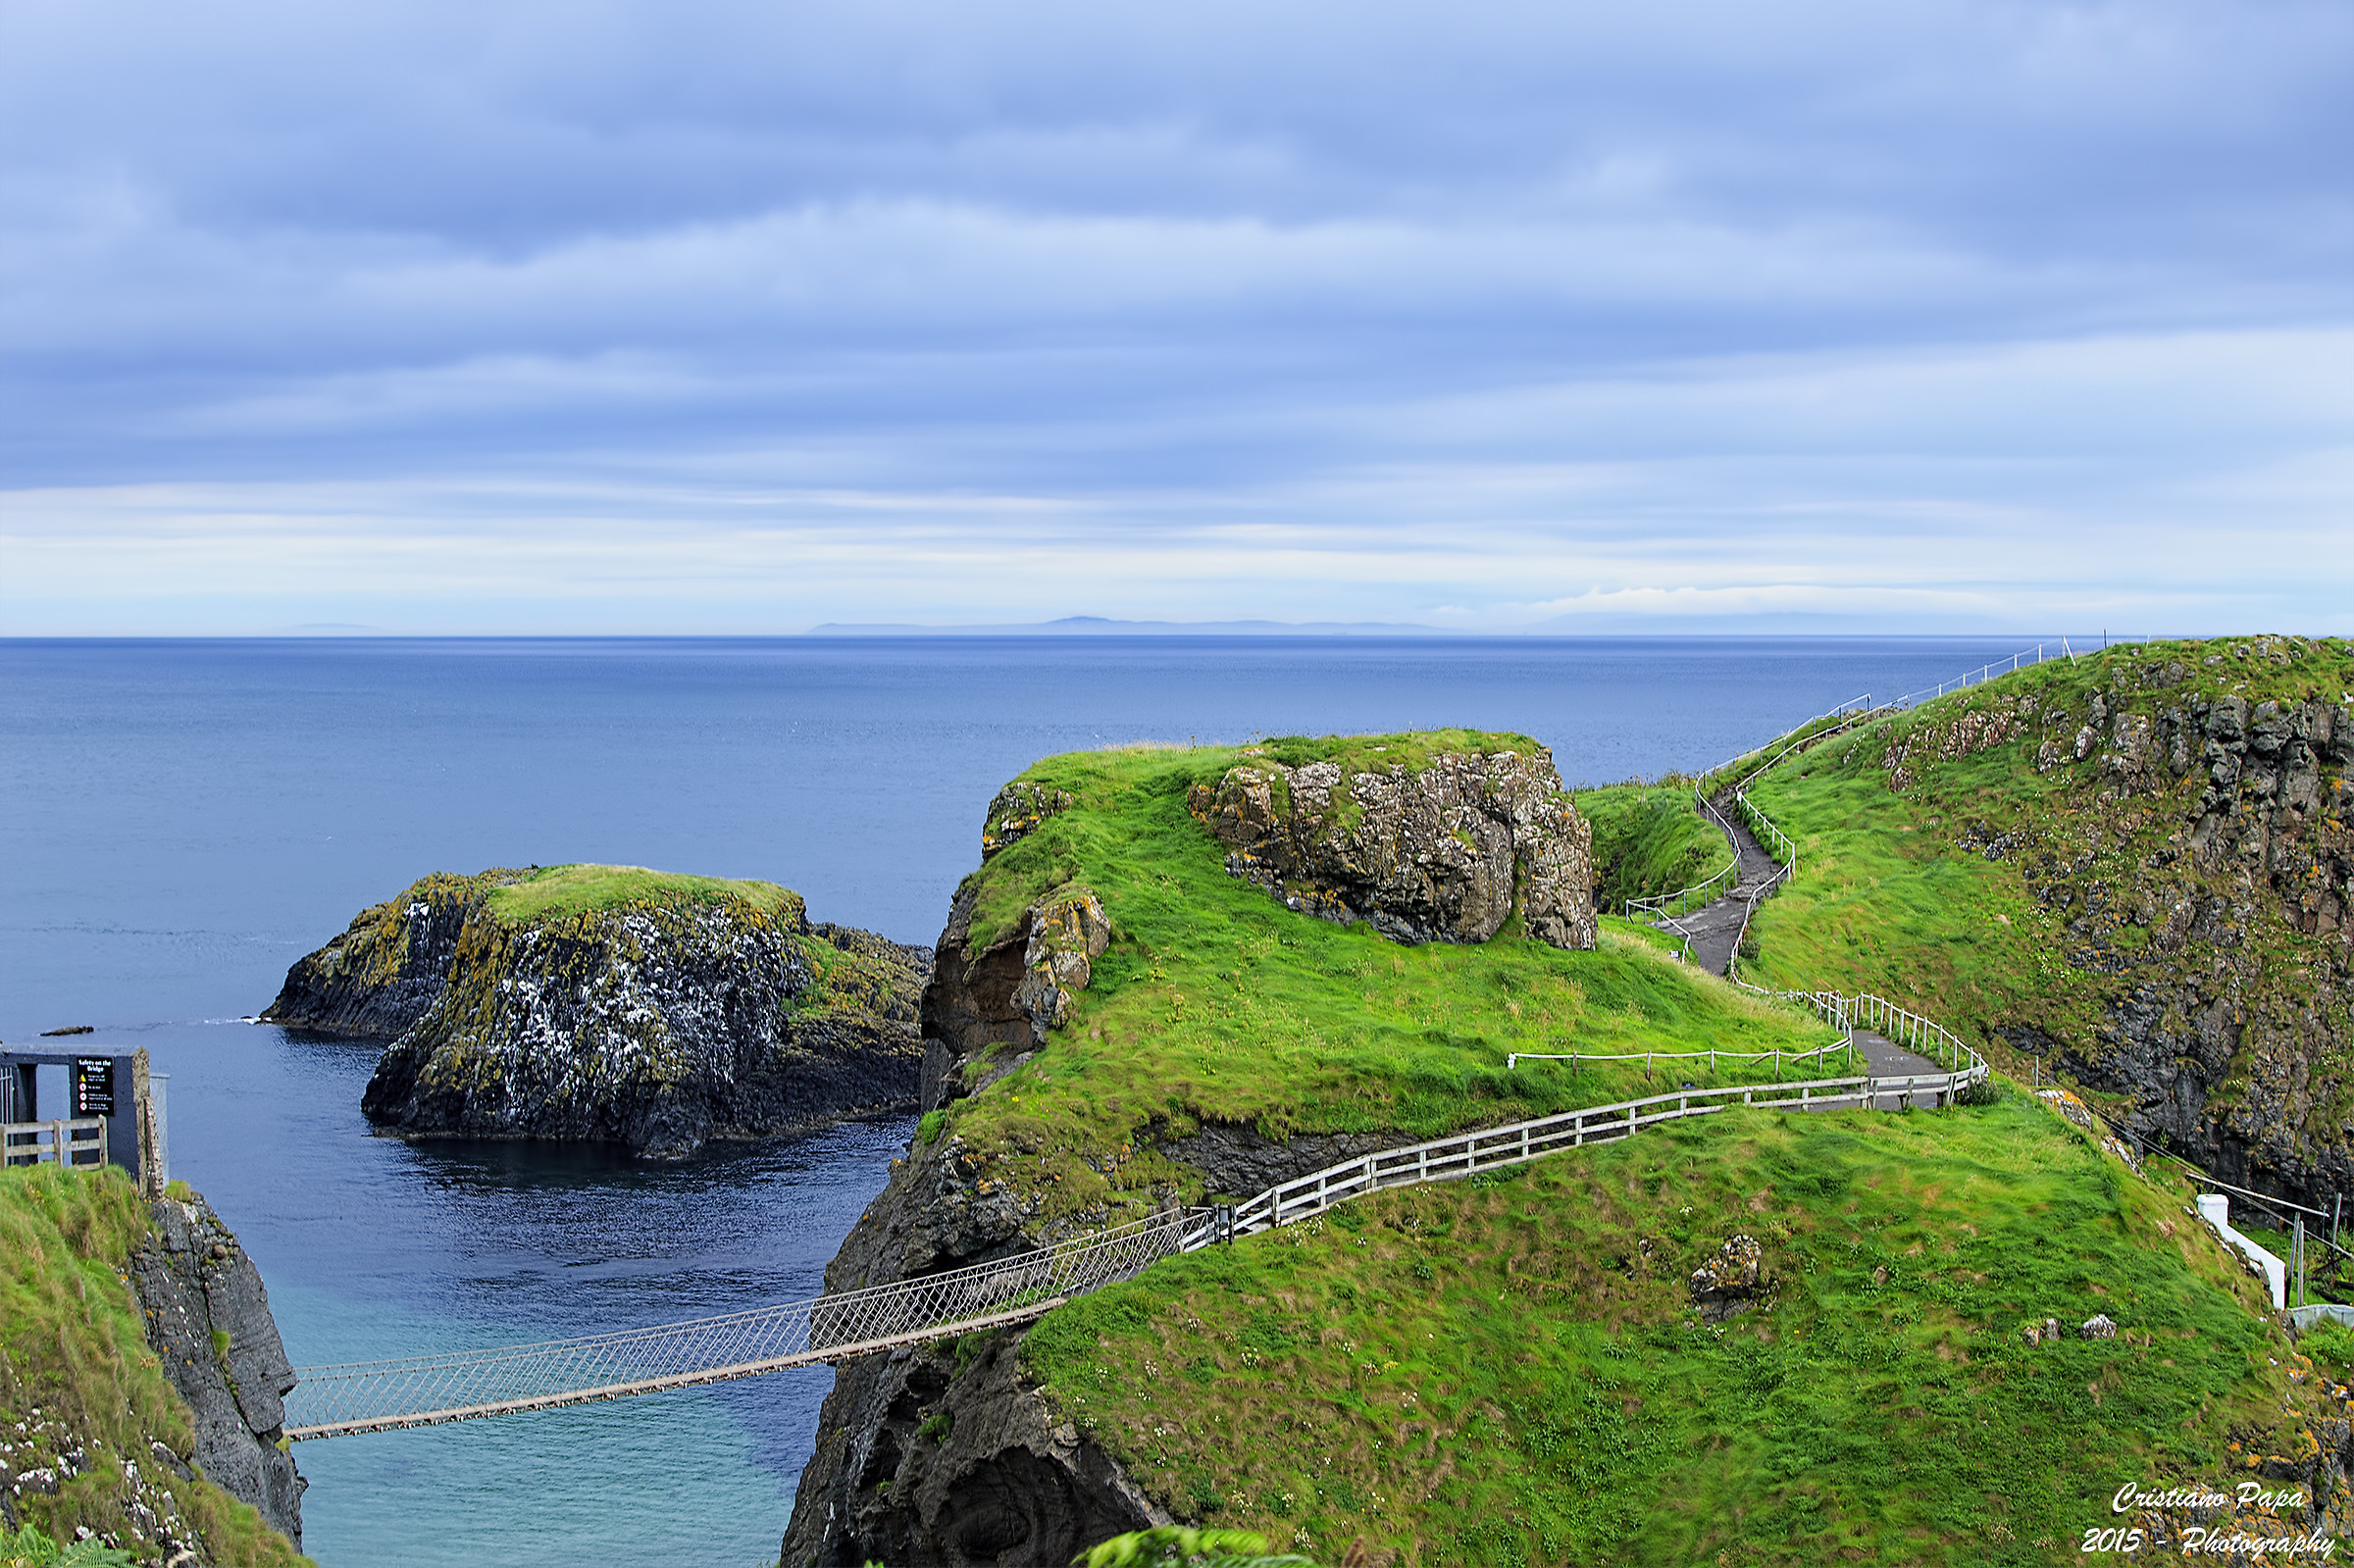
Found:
[807,615,1445,636]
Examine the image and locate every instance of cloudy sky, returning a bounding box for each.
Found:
[2,0,2348,634]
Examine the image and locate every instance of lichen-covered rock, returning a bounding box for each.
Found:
[268,868,930,1159]
[127,1189,306,1547]
[261,868,533,1037]
[982,783,1074,861]
[1009,885,1111,1037]
[1185,746,1596,949]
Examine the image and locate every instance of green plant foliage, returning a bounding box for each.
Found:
[1077,1525,1320,1568]
[0,1523,141,1566]
[916,1109,947,1145]
[1577,781,1728,911]
[937,737,1839,1222]
[1028,1094,2301,1566]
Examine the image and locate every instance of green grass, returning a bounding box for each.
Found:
[1026,1090,2303,1567]
[1577,782,1728,912]
[935,738,1838,1221]
[0,1167,308,1565]
[482,863,805,925]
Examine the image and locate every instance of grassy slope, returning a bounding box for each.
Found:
[1738,636,2354,1090]
[937,737,1836,1222]
[0,1167,305,1565]
[1026,1092,2297,1568]
[1003,683,2354,1565]
[1577,783,1729,915]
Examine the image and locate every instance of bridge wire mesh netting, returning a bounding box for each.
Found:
[284,1207,1210,1439]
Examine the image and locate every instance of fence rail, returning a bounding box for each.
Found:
[2,1118,106,1170]
[1890,640,2079,710]
[1223,1055,1987,1237]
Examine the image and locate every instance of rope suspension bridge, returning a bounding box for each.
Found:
[288,647,2066,1442]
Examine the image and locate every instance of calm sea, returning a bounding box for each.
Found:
[0,634,2031,1566]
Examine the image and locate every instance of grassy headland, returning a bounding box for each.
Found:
[980,678,2354,1565]
[1734,636,2353,1099]
[0,1167,306,1565]
[934,735,1838,1223]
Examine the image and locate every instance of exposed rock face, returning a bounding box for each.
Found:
[272,869,930,1159]
[1186,746,1596,949]
[920,882,1109,1114]
[1890,642,2354,1210]
[126,1190,306,1547]
[779,1095,1171,1567]
[262,868,528,1037]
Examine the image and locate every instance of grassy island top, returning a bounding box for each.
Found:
[937,733,1837,1224]
[482,864,805,926]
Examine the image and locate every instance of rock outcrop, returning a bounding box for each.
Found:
[127,1190,307,1547]
[269,867,929,1159]
[1186,745,1596,949]
[919,881,1109,1113]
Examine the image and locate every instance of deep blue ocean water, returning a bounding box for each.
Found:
[0,634,2033,1566]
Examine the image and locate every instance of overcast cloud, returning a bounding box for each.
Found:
[2,0,2348,632]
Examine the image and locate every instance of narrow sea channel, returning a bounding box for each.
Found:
[0,634,2032,1564]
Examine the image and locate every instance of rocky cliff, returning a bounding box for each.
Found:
[1186,743,1596,950]
[262,869,524,1038]
[270,865,929,1159]
[127,1190,307,1549]
[1759,635,2354,1211]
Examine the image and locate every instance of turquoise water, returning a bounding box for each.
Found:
[0,634,2032,1564]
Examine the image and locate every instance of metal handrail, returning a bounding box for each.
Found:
[1889,639,2084,711]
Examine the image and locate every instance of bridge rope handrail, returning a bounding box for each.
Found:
[284,1207,1212,1439]
[291,679,2019,1441]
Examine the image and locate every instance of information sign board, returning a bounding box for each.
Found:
[74,1058,115,1118]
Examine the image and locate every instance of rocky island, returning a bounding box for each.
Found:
[782,732,1820,1563]
[780,662,2354,1568]
[266,864,930,1158]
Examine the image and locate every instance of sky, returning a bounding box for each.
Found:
[1,0,2349,635]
